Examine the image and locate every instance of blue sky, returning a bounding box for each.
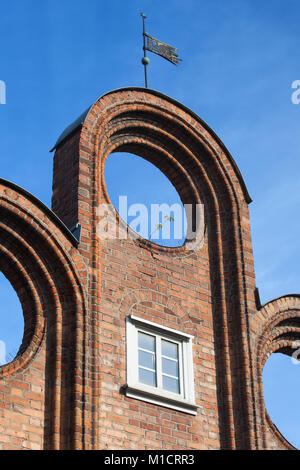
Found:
[0,0,300,448]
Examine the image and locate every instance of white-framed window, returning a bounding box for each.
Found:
[125,315,197,415]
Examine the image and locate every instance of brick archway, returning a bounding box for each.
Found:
[252,295,300,449]
[50,88,258,449]
[0,179,87,449]
[1,88,299,450]
[118,288,194,332]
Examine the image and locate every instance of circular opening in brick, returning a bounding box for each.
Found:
[105,152,188,247]
[263,353,300,449]
[0,272,24,366]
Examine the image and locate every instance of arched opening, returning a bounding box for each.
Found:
[0,271,24,365]
[263,352,300,449]
[105,152,187,247]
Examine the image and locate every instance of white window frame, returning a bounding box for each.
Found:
[125,315,197,415]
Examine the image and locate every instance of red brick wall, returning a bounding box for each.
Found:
[0,350,46,450]
[52,131,81,229]
[1,88,297,450]
[250,295,300,450]
[0,181,88,449]
[98,239,218,450]
[52,88,259,449]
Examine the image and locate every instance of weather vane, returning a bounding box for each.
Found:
[141,13,182,88]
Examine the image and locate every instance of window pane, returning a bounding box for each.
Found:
[139,350,155,370]
[162,339,178,360]
[163,375,180,394]
[162,357,179,378]
[139,367,156,387]
[138,332,155,352]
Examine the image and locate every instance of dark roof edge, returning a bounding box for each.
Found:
[49,106,91,152]
[0,178,79,247]
[50,86,252,204]
[261,293,300,309]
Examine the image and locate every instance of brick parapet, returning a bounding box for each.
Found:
[0,88,296,450]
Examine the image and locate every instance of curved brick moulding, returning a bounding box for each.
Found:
[0,88,298,449]
[0,178,88,449]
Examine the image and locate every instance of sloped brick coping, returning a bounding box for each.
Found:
[51,87,252,205]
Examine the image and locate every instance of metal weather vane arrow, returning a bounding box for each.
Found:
[141,13,182,88]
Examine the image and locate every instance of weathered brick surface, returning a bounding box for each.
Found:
[0,88,297,449]
[52,88,258,449]
[250,295,300,450]
[0,181,88,449]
